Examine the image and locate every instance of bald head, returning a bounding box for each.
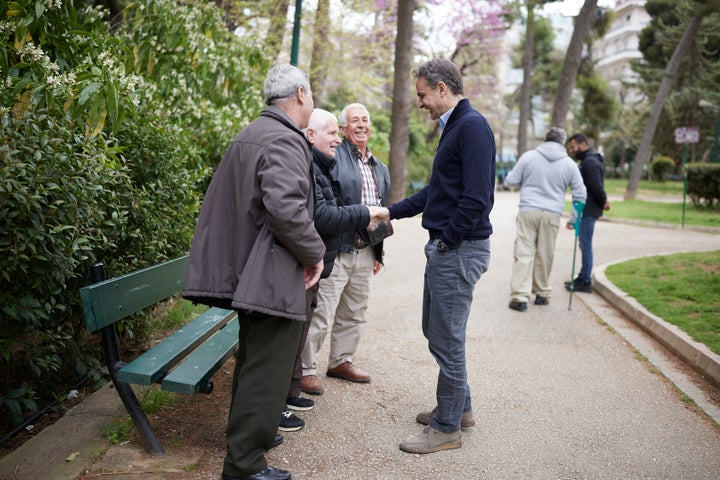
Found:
[306,109,341,157]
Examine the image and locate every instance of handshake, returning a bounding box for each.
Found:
[367,205,390,231]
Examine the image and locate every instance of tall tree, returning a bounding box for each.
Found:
[632,0,720,164]
[388,0,414,203]
[517,1,536,157]
[515,0,559,156]
[309,0,331,106]
[625,8,705,199]
[265,0,291,61]
[223,1,292,60]
[550,0,598,128]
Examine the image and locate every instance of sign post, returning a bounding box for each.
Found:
[674,126,700,227]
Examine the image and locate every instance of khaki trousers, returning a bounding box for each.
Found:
[510,209,561,302]
[302,247,374,375]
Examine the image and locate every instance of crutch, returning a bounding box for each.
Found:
[568,200,585,311]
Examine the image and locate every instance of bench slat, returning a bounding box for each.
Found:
[80,256,189,331]
[117,307,236,385]
[161,317,239,394]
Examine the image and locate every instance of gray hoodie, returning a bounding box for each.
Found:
[505,141,586,222]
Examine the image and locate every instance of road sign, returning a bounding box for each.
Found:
[674,126,700,144]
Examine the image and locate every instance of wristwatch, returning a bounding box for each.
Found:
[437,240,451,252]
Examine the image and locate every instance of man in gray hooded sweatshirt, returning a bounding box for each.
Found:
[505,127,587,311]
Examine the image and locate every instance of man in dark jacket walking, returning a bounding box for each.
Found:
[183,64,324,480]
[565,133,611,294]
[384,58,494,454]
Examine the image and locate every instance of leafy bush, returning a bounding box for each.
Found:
[0,0,266,431]
[117,0,267,170]
[0,111,129,427]
[650,155,676,181]
[687,163,720,207]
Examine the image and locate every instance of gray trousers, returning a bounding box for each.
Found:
[222,311,302,477]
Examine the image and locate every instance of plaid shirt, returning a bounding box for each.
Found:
[353,144,380,206]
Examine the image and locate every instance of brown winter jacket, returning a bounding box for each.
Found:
[183,106,325,321]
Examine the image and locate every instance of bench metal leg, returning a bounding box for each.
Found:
[92,263,165,455]
[101,328,165,455]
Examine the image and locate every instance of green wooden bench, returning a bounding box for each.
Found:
[80,255,238,454]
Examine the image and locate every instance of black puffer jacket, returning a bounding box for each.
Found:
[312,147,370,278]
[575,147,607,219]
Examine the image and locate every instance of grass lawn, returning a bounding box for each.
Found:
[605,251,720,356]
[569,179,720,356]
[565,178,720,228]
[604,178,684,196]
[605,200,720,228]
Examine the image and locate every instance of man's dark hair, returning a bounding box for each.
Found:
[412,58,464,96]
[568,133,588,144]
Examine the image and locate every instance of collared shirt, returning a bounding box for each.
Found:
[439,107,455,132]
[348,143,380,249]
[353,145,380,206]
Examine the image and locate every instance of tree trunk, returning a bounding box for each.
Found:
[550,0,598,128]
[309,0,330,106]
[388,0,414,203]
[517,3,535,157]
[265,0,291,62]
[625,14,703,200]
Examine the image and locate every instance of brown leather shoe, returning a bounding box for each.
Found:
[300,375,324,395]
[326,361,371,383]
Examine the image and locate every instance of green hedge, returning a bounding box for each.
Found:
[687,163,720,207]
[0,0,265,430]
[650,155,676,181]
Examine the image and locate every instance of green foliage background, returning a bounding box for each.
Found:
[634,0,720,162]
[0,0,266,430]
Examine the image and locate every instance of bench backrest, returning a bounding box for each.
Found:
[80,255,189,332]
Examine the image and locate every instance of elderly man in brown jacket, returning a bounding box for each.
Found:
[184,64,324,480]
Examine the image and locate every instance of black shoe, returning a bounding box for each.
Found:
[508,300,527,312]
[222,466,291,480]
[565,277,592,293]
[286,395,314,411]
[278,410,304,432]
[270,434,283,450]
[534,295,549,306]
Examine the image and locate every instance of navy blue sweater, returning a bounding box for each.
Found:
[388,99,495,248]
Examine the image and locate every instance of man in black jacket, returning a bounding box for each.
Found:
[301,104,391,395]
[565,133,611,293]
[280,109,383,432]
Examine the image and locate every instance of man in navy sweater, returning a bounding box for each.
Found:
[384,58,495,454]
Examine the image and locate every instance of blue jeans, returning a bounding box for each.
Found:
[422,238,490,433]
[578,215,597,283]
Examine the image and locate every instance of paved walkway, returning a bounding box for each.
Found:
[2,190,720,480]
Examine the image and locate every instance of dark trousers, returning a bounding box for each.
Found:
[288,285,319,398]
[222,311,302,477]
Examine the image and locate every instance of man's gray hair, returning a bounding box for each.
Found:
[307,108,337,133]
[264,64,311,106]
[545,127,567,145]
[412,58,464,96]
[338,103,370,127]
